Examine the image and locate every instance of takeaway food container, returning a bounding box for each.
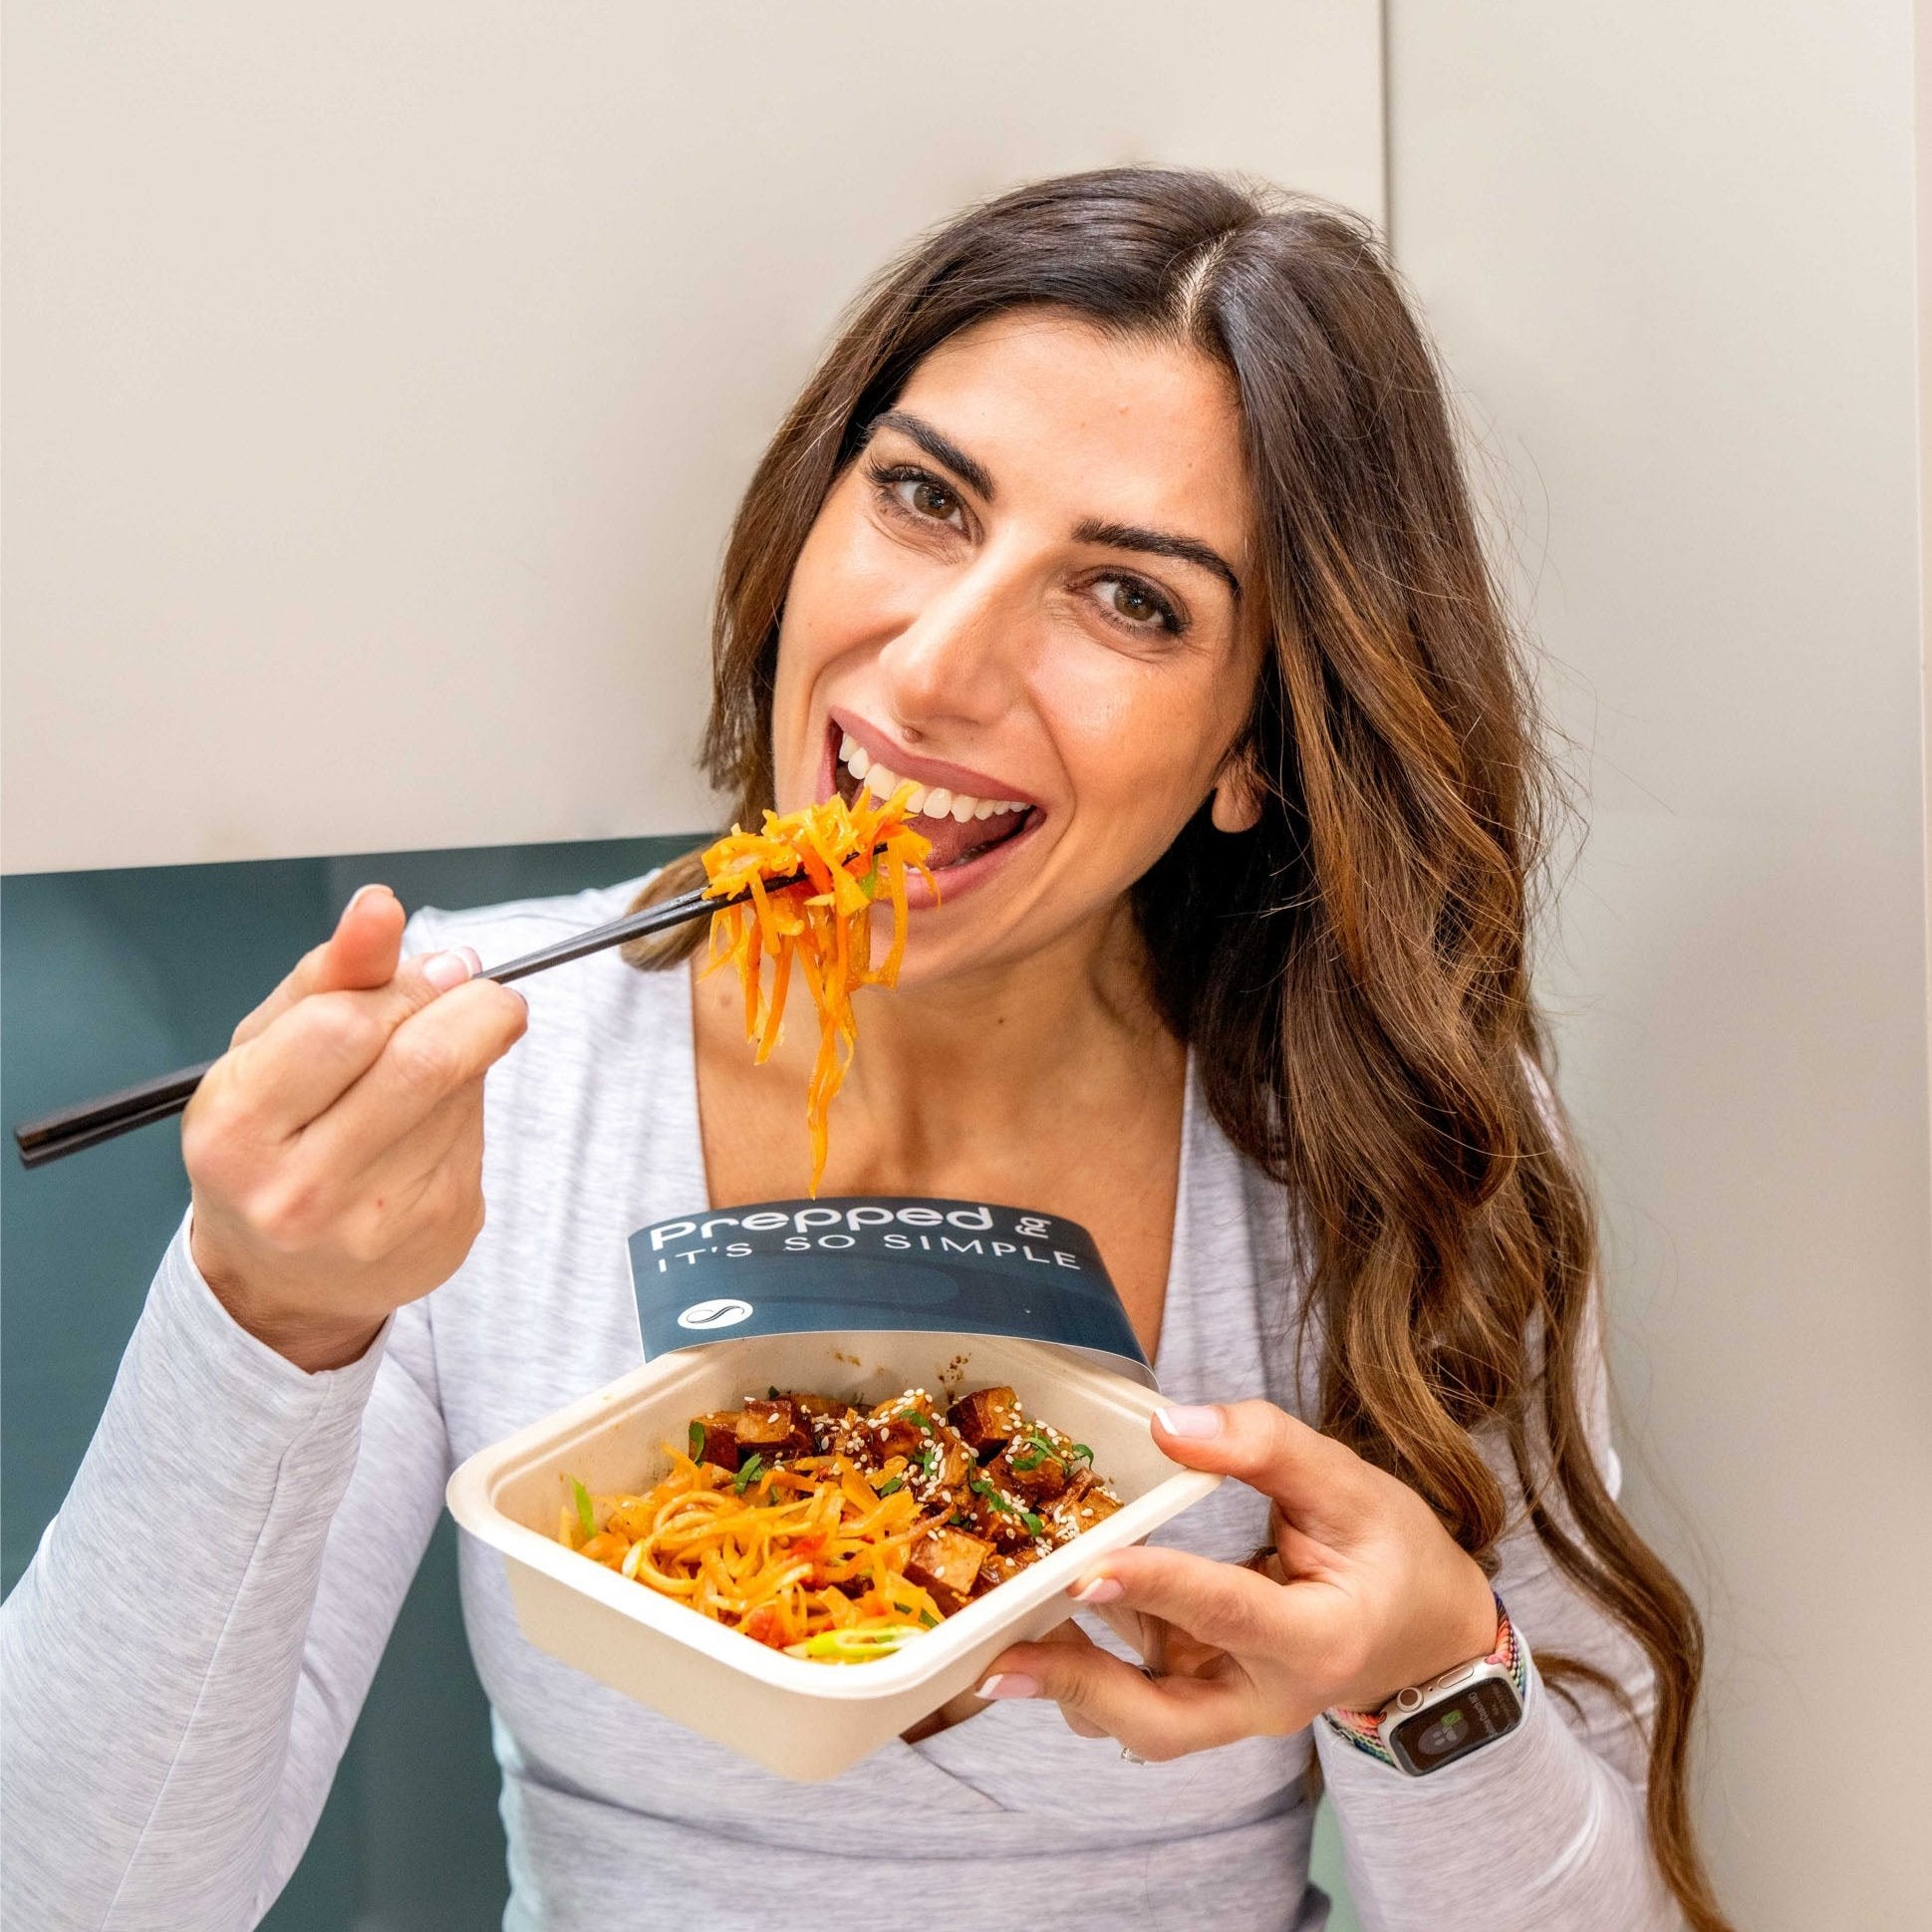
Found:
[445,1325,1220,1782]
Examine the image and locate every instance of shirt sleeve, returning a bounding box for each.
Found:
[0,1216,452,1932]
[1313,1302,1683,1932]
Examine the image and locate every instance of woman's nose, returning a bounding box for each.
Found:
[876,567,1021,735]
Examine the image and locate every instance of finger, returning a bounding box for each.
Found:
[295,976,527,1168]
[1068,1543,1327,1659]
[231,884,409,1047]
[979,1637,1259,1762]
[991,1618,1113,1736]
[1149,1400,1372,1536]
[330,1085,486,1269]
[221,949,491,1135]
[1068,1587,1176,1671]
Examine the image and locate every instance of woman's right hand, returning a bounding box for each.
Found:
[181,883,530,1372]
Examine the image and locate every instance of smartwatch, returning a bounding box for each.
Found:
[1322,1594,1528,1776]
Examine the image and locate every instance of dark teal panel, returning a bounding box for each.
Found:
[1,834,691,1932]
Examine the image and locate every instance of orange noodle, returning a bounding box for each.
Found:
[699,787,937,1194]
[560,1450,945,1661]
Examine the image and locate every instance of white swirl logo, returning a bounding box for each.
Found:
[677,1297,754,1331]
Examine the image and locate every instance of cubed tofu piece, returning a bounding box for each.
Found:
[927,1432,973,1491]
[948,1385,1023,1453]
[687,1413,742,1472]
[784,1391,847,1421]
[1048,1481,1123,1542]
[905,1525,993,1613]
[735,1397,810,1457]
[965,1480,1036,1548]
[870,1389,938,1423]
[973,1547,1036,1595]
[989,1443,1068,1502]
[867,1392,941,1461]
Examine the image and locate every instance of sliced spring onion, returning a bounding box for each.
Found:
[782,1624,926,1663]
[571,1477,595,1541]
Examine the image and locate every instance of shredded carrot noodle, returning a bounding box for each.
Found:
[561,1449,946,1660]
[700,788,937,1194]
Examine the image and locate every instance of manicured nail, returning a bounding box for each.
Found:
[1068,1575,1124,1604]
[976,1672,1040,1700]
[422,950,473,992]
[1155,1404,1223,1440]
[347,883,395,914]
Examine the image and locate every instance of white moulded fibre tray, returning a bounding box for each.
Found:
[446,1328,1220,1782]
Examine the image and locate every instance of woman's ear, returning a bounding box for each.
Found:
[1210,754,1263,834]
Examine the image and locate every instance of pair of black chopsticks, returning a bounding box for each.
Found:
[12,873,795,1170]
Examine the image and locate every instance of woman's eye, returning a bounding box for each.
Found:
[871,463,966,531]
[905,478,960,523]
[1093,575,1182,635]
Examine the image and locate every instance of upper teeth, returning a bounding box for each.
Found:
[839,732,1028,822]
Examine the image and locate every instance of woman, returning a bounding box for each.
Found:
[2,169,1727,1930]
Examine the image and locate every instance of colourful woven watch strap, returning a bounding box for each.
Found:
[1319,1593,1525,1770]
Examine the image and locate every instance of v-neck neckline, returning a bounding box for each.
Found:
[673,957,1191,1386]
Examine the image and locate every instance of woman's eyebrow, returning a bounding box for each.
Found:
[1072,518,1243,604]
[866,411,995,501]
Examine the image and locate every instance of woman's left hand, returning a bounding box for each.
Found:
[974,1401,1500,1760]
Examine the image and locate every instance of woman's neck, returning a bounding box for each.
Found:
[691,897,1185,1194]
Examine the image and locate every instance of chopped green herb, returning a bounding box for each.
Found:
[571,1477,595,1540]
[688,1420,704,1459]
[1022,1512,1045,1536]
[1010,1449,1047,1474]
[877,1476,904,1497]
[970,1477,1022,1518]
[919,1444,940,1477]
[767,1384,781,1400]
[1070,1443,1093,1464]
[895,1407,935,1434]
[732,1454,765,1496]
[917,1610,940,1628]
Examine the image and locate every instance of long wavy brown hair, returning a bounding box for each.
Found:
[627,167,1725,1927]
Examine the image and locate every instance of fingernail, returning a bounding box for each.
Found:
[347,883,395,913]
[976,1673,1040,1701]
[1068,1575,1123,1604]
[422,950,473,992]
[458,946,483,973]
[1155,1404,1223,1440]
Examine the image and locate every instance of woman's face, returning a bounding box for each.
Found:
[770,307,1264,984]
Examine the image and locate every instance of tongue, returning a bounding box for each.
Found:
[909,805,1030,871]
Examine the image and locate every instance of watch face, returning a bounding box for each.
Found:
[1389,1676,1523,1775]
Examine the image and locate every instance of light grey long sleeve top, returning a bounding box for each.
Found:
[2,881,1680,1931]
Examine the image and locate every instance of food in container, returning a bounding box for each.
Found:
[446,1329,1219,1781]
[555,1382,1124,1663]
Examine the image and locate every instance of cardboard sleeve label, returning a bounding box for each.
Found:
[628,1197,1153,1386]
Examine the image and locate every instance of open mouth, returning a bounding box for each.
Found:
[828,722,1039,873]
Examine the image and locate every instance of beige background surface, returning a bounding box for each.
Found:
[1388,2,1932,1922]
[1,0,1383,873]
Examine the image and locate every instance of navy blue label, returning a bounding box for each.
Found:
[628,1198,1152,1386]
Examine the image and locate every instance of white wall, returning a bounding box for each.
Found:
[0,0,1382,873]
[1388,3,1932,1922]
